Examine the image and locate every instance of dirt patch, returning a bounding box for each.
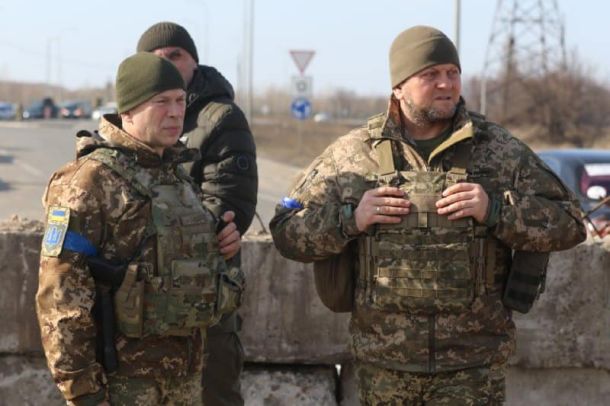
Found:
[0,215,44,233]
[252,117,609,167]
[252,117,358,167]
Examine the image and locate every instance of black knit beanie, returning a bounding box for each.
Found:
[389,26,461,88]
[116,52,185,114]
[137,21,199,62]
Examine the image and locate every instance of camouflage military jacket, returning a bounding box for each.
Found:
[270,99,586,373]
[36,116,207,405]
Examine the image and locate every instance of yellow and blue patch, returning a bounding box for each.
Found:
[41,206,70,257]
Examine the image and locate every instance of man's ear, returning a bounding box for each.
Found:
[392,85,404,101]
[120,111,133,125]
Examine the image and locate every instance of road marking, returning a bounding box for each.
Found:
[0,148,43,177]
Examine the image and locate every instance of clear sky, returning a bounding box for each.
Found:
[0,0,608,97]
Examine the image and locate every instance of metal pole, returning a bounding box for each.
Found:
[454,0,461,54]
[247,0,254,123]
[46,38,52,93]
[201,1,209,62]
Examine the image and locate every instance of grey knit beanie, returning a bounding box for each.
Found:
[137,21,199,62]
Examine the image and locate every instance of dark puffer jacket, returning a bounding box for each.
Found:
[182,65,258,235]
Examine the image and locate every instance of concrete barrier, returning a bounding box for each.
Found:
[0,217,609,405]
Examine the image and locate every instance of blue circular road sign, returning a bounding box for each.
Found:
[291,97,311,120]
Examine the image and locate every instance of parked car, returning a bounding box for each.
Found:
[92,102,117,121]
[23,98,59,119]
[538,149,610,237]
[313,112,332,123]
[0,102,15,120]
[59,100,93,119]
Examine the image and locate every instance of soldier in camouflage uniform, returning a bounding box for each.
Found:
[137,22,258,406]
[270,26,586,405]
[36,53,241,406]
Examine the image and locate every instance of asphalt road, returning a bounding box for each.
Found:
[0,119,300,234]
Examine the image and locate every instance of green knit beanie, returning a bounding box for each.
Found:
[115,52,185,113]
[389,26,461,88]
[137,21,199,62]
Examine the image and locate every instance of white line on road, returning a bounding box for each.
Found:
[0,148,44,177]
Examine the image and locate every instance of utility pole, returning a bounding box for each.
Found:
[240,0,254,124]
[46,38,53,95]
[248,0,254,124]
[454,0,461,54]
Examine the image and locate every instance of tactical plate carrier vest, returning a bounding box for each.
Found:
[358,118,493,315]
[90,148,243,337]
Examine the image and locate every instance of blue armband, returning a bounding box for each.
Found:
[63,231,98,257]
[281,197,303,209]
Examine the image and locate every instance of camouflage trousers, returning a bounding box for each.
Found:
[106,371,202,406]
[202,312,245,406]
[356,362,506,405]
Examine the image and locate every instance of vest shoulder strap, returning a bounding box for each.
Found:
[376,139,395,176]
[88,148,152,198]
[448,140,471,175]
[366,114,397,176]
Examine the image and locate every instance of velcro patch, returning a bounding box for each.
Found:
[41,206,70,257]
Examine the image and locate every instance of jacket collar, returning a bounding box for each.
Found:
[186,65,235,111]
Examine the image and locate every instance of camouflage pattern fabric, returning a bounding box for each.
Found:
[106,372,203,406]
[356,361,506,405]
[36,115,209,404]
[270,97,586,374]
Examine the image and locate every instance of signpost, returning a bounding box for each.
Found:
[291,75,313,98]
[289,49,315,152]
[289,50,315,75]
[291,97,311,120]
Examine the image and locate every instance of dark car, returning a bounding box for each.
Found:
[538,149,610,236]
[59,100,93,119]
[0,102,15,120]
[23,97,59,119]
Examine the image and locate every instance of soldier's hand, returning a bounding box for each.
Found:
[217,211,241,260]
[354,186,410,232]
[436,182,489,223]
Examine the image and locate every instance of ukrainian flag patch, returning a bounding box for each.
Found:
[41,206,70,257]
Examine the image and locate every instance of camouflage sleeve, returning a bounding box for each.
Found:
[493,146,587,251]
[36,161,108,403]
[269,147,359,263]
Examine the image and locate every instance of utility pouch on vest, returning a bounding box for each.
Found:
[114,263,145,338]
[312,241,356,313]
[503,251,550,314]
[163,258,220,335]
[216,266,245,316]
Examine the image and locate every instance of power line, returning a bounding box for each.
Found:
[480,0,566,120]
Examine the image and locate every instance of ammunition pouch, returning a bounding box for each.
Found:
[502,251,549,313]
[114,263,145,338]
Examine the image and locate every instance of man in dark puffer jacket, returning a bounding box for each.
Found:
[138,21,258,406]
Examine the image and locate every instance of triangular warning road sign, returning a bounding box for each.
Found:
[290,50,315,75]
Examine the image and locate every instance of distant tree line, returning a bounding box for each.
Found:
[464,52,610,147]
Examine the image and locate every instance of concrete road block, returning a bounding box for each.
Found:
[239,234,351,363]
[0,219,44,353]
[0,356,63,405]
[512,239,610,369]
[242,365,338,405]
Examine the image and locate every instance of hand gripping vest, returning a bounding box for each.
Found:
[90,148,242,337]
[359,135,491,315]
